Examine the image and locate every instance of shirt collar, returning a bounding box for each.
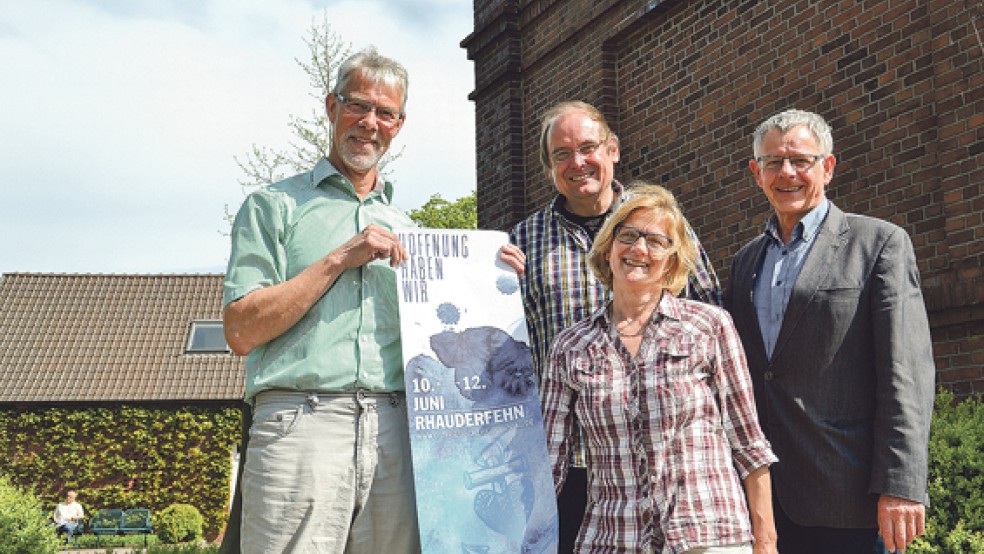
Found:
[764,197,829,243]
[591,289,682,330]
[655,290,684,322]
[550,179,625,217]
[311,157,394,202]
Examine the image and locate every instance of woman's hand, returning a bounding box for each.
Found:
[753,537,778,554]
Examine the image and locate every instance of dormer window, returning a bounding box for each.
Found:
[186,320,230,353]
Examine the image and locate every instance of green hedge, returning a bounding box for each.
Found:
[909,389,984,553]
[0,405,241,540]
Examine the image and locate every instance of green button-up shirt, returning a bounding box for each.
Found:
[223,158,414,401]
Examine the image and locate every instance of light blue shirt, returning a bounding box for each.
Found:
[753,199,829,359]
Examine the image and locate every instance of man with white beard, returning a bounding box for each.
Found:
[223,46,420,554]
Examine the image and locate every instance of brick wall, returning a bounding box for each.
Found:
[464,0,984,396]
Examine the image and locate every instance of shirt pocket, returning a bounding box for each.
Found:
[249,403,307,446]
[653,337,715,426]
[814,279,863,302]
[572,357,628,419]
[810,280,865,351]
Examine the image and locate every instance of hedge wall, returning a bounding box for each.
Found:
[910,390,984,553]
[0,405,241,540]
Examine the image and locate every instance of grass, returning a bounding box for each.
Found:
[62,535,218,553]
[63,531,160,549]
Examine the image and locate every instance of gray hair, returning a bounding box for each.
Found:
[332,46,409,110]
[752,109,833,157]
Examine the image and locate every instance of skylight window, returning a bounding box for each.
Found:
[186,320,230,353]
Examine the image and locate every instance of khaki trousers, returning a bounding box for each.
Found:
[241,390,420,554]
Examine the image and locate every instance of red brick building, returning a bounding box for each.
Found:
[463,0,984,395]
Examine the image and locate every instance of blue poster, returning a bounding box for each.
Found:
[396,229,558,554]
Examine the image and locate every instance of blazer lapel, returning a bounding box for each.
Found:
[736,236,771,364]
[771,204,850,361]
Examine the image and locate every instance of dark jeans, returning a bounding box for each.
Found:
[558,466,588,553]
[56,521,80,543]
[774,497,891,554]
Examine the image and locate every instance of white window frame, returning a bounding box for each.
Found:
[185,320,230,353]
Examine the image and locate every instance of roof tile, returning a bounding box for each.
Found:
[0,273,245,403]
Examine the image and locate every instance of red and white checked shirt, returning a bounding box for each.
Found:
[542,292,777,553]
[511,183,723,469]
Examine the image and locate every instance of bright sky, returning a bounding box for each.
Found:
[0,0,477,275]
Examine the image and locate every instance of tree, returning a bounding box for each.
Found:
[225,12,404,226]
[233,12,351,192]
[409,191,477,229]
[225,12,475,231]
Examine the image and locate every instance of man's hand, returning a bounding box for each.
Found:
[499,244,526,275]
[223,224,407,355]
[335,224,408,269]
[878,494,925,552]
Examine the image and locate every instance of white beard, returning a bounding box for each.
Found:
[341,148,381,172]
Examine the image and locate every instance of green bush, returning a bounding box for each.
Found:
[156,503,204,544]
[0,475,60,554]
[908,390,984,554]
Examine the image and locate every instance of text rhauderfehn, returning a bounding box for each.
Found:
[413,404,526,431]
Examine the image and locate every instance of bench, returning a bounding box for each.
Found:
[89,508,153,547]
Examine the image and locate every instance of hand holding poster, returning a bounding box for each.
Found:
[396,229,558,554]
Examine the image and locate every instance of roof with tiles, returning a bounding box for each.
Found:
[0,273,245,403]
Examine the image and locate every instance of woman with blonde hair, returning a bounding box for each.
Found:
[541,182,778,553]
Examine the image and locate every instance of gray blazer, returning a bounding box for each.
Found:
[724,202,935,528]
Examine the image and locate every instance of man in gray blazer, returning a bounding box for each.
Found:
[724,109,935,554]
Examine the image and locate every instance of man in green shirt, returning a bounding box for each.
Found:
[223,46,418,554]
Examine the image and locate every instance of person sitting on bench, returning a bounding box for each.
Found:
[53,490,85,544]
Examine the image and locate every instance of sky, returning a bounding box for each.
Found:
[0,0,477,275]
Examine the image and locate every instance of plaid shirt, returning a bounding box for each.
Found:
[542,293,777,553]
[510,184,722,467]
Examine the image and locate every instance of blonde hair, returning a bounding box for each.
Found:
[587,182,697,295]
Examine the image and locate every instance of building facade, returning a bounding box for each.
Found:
[464,0,984,395]
[0,273,245,540]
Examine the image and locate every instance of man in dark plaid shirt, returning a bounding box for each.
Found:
[501,100,722,552]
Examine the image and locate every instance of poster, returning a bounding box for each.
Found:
[396,229,558,554]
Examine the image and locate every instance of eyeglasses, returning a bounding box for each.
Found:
[550,139,607,164]
[613,224,673,255]
[756,154,825,173]
[335,94,404,126]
